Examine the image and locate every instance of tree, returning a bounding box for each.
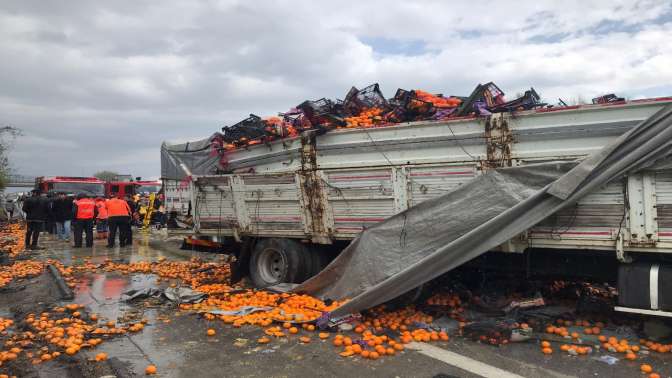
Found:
[94,170,121,182]
[0,126,21,191]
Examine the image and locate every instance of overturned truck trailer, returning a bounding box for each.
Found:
[162,97,672,317]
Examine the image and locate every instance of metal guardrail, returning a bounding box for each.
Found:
[6,174,36,187]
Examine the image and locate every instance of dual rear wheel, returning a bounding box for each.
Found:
[249,238,329,288]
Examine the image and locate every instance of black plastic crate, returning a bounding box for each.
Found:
[490,88,545,113]
[297,98,345,129]
[221,114,270,144]
[384,88,435,122]
[343,83,389,116]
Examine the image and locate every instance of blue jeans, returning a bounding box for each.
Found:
[56,220,71,240]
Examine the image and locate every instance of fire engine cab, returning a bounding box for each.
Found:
[35,177,106,196]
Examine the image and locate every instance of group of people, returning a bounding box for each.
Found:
[21,190,137,250]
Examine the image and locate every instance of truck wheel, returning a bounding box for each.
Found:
[249,238,312,288]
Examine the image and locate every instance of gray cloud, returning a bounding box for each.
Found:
[1,0,671,179]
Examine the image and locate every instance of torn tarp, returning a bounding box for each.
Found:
[122,287,207,304]
[207,306,274,317]
[161,135,222,180]
[295,105,672,318]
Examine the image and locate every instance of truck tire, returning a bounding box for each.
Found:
[249,238,312,288]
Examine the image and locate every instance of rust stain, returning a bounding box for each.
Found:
[484,115,513,169]
[300,131,331,243]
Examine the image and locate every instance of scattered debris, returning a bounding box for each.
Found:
[122,287,207,304]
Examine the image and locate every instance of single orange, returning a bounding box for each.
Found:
[145,365,157,375]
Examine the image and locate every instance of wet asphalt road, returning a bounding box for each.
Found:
[19,233,672,378]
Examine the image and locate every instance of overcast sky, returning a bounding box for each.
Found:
[2,1,672,180]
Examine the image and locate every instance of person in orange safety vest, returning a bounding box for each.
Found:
[95,197,109,240]
[72,193,98,248]
[106,195,131,248]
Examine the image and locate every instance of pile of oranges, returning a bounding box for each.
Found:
[413,90,462,108]
[101,258,231,289]
[0,223,42,289]
[191,290,345,327]
[344,108,385,128]
[0,261,44,289]
[0,222,25,257]
[540,317,670,378]
[0,302,142,369]
[327,310,449,360]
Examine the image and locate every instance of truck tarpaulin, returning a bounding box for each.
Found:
[161,135,221,180]
[295,105,672,318]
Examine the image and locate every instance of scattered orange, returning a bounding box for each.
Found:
[145,364,157,375]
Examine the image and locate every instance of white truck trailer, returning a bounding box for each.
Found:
[162,97,672,315]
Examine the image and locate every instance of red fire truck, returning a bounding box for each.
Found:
[35,177,106,197]
[105,180,162,198]
[134,180,161,194]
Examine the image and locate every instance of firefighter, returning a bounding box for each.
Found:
[72,193,97,248]
[106,195,131,248]
[124,195,136,245]
[95,197,109,240]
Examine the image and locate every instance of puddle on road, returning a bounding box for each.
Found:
[39,233,181,265]
[37,233,193,376]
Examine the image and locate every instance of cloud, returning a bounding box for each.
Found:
[0,0,671,178]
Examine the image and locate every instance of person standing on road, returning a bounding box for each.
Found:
[72,193,97,248]
[124,195,136,245]
[21,189,49,250]
[45,192,57,235]
[106,195,131,248]
[52,192,73,241]
[95,197,109,240]
[3,196,15,222]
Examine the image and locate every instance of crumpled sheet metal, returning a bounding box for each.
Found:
[295,105,672,318]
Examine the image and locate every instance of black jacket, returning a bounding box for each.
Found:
[127,200,137,214]
[51,197,74,222]
[22,196,50,221]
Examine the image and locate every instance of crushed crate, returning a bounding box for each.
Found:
[342,83,389,116]
[221,114,271,146]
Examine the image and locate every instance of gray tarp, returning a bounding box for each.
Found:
[161,135,222,180]
[296,105,672,318]
[122,287,207,304]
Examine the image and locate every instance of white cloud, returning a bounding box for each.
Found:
[0,0,671,178]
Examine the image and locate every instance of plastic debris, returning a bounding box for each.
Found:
[594,355,619,365]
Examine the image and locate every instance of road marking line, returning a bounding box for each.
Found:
[407,342,524,378]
